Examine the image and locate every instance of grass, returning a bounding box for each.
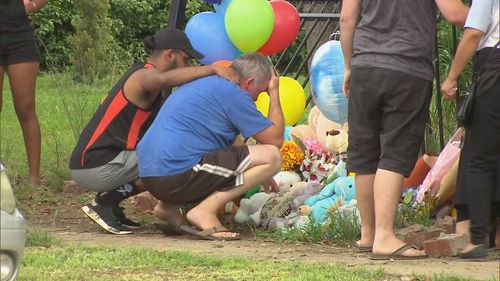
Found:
[19,243,387,281]
[25,226,61,247]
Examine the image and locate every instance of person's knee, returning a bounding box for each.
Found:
[265,145,282,172]
[14,100,37,121]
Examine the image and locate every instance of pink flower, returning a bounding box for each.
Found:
[302,138,324,155]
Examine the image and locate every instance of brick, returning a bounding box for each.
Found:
[423,233,468,257]
[395,224,425,240]
[396,224,444,249]
[62,180,86,194]
[134,192,157,212]
[437,216,455,234]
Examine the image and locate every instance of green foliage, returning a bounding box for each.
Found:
[32,0,212,72]
[397,193,433,228]
[70,0,123,83]
[31,0,75,71]
[425,21,472,153]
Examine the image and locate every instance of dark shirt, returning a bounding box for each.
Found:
[69,63,162,169]
[0,0,28,25]
[351,0,437,82]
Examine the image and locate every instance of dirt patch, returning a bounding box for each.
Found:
[22,189,500,281]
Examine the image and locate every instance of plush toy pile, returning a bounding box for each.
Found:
[229,106,358,231]
[227,110,463,233]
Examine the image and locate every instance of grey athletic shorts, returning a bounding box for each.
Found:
[70,151,138,192]
[347,66,432,177]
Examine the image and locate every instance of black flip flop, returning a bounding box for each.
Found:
[370,244,428,260]
[458,244,487,260]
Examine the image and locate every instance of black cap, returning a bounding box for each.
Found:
[149,28,204,60]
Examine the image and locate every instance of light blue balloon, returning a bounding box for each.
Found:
[284,125,293,141]
[213,0,231,14]
[310,40,347,124]
[185,12,239,65]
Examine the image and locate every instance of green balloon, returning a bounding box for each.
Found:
[225,0,274,52]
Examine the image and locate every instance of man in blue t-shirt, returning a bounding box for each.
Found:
[137,53,284,240]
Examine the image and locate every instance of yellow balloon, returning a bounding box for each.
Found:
[255,76,306,126]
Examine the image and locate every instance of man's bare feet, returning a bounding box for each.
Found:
[154,201,183,226]
[357,226,374,248]
[186,206,239,239]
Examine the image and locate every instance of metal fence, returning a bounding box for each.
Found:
[168,0,456,151]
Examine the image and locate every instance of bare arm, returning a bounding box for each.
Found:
[25,0,48,14]
[339,0,361,97]
[138,65,239,95]
[441,28,484,98]
[252,69,284,148]
[435,0,469,27]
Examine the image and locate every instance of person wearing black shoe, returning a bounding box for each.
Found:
[441,0,499,260]
[69,28,240,235]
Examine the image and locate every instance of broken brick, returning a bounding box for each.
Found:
[423,233,468,257]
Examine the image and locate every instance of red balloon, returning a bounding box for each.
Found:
[257,0,300,56]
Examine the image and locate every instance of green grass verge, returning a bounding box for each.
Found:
[20,244,385,281]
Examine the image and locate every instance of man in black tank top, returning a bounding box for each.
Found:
[340,0,468,259]
[69,28,240,235]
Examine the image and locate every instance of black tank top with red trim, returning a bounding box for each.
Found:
[69,62,162,169]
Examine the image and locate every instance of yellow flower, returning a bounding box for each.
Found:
[280,141,304,171]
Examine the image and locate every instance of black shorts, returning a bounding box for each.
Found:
[0,21,40,66]
[347,66,432,177]
[142,145,251,204]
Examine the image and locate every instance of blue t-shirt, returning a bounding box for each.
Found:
[137,75,272,177]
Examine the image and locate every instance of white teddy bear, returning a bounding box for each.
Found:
[233,192,272,226]
[273,170,302,192]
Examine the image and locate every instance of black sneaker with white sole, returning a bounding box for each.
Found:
[81,202,133,235]
[113,206,141,229]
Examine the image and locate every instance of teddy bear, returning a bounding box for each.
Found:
[263,181,322,230]
[233,192,272,226]
[273,170,302,192]
[303,175,356,224]
[325,127,349,156]
[289,106,343,148]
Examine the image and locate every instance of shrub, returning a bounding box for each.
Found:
[70,0,124,83]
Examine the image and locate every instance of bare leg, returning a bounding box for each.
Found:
[372,169,425,257]
[7,62,41,186]
[456,219,470,241]
[356,174,375,247]
[154,201,183,226]
[187,144,282,238]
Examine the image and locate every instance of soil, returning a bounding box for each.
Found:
[22,188,500,281]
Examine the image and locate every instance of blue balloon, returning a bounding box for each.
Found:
[284,125,293,141]
[185,12,239,65]
[310,40,347,124]
[213,0,232,15]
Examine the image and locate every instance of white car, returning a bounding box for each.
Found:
[0,163,26,281]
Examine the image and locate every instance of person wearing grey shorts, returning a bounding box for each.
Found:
[69,28,239,235]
